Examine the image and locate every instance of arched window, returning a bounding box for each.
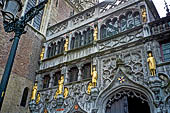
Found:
[112,18,119,35]
[53,71,61,86]
[133,12,141,26]
[57,41,61,54]
[47,46,51,58]
[106,19,114,37]
[43,75,50,88]
[82,31,87,45]
[71,37,75,49]
[75,32,79,48]
[20,87,29,107]
[126,11,134,29]
[69,67,79,83]
[120,15,127,32]
[60,39,64,53]
[51,42,56,56]
[78,32,83,47]
[101,24,107,39]
[82,63,91,79]
[86,28,93,44]
[47,42,56,58]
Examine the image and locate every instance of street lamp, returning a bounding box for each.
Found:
[2,0,22,23]
[0,0,48,111]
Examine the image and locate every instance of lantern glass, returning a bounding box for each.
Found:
[2,0,22,22]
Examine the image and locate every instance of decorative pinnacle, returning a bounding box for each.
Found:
[164,0,170,16]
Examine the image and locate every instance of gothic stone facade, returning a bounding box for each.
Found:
[29,0,170,113]
[0,0,75,112]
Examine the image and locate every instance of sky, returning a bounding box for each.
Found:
[99,0,170,18]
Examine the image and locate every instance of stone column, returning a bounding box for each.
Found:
[43,43,48,59]
[61,65,69,84]
[49,72,54,88]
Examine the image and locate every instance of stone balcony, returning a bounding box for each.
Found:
[46,0,141,40]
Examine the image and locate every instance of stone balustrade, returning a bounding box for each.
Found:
[46,0,141,40]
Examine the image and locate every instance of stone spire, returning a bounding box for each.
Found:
[164,0,170,16]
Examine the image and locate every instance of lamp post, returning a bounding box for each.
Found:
[0,0,48,110]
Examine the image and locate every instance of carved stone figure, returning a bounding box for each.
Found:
[64,87,69,98]
[147,52,156,76]
[40,47,45,60]
[64,38,69,52]
[93,26,98,41]
[54,76,64,99]
[36,93,40,104]
[31,82,38,100]
[92,66,98,87]
[141,7,147,23]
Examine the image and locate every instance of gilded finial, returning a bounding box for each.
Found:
[36,93,40,104]
[87,82,93,94]
[64,37,69,52]
[31,81,38,100]
[64,87,69,98]
[93,26,98,41]
[141,7,147,23]
[54,76,64,99]
[147,52,156,76]
[40,47,45,60]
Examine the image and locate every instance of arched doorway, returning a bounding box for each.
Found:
[105,88,151,113]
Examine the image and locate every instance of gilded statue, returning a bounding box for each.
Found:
[87,82,93,94]
[142,8,147,23]
[92,66,98,87]
[31,82,38,100]
[147,52,156,76]
[40,47,45,60]
[93,26,98,41]
[54,76,64,99]
[64,38,69,52]
[36,93,40,104]
[64,87,69,99]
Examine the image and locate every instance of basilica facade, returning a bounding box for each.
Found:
[28,0,170,113]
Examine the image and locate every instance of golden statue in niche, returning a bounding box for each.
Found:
[40,47,45,60]
[64,38,69,52]
[93,26,98,41]
[92,66,98,87]
[64,87,69,99]
[36,93,40,104]
[147,52,156,76]
[54,76,64,99]
[141,7,147,23]
[31,82,38,100]
[87,82,93,94]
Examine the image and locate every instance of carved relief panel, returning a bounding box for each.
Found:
[99,47,147,89]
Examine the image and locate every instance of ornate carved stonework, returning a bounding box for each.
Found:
[99,0,129,13]
[99,29,143,51]
[100,48,146,89]
[65,0,98,12]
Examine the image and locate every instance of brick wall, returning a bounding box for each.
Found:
[0,7,43,113]
[48,0,73,26]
